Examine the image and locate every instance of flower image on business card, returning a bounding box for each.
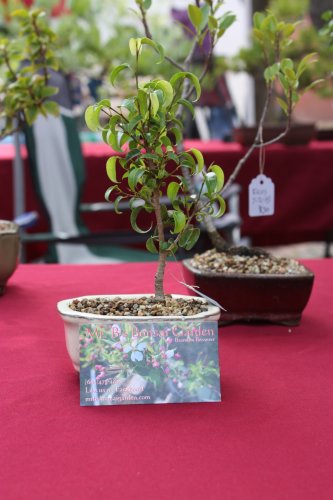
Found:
[79,321,221,406]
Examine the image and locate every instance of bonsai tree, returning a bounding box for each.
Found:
[85,0,318,302]
[0,7,59,139]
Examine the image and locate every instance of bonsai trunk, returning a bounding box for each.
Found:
[152,188,167,300]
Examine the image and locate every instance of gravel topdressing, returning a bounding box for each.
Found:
[190,248,310,275]
[69,295,209,317]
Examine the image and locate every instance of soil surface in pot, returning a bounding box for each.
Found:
[69,296,209,316]
[190,247,311,275]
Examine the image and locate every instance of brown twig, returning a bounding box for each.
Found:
[222,84,292,194]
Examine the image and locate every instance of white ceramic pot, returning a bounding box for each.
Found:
[57,294,220,371]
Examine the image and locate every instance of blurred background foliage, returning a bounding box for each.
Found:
[1,0,332,123]
[233,0,333,98]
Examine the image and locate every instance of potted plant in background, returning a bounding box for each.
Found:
[231,0,331,145]
[180,8,318,325]
[58,0,319,372]
[0,7,59,294]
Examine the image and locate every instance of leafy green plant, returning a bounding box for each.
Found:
[0,8,59,138]
[85,0,236,300]
[232,4,329,104]
[85,1,317,299]
[85,39,225,300]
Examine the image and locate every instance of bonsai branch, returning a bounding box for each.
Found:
[222,82,292,194]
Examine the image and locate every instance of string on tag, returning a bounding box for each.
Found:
[167,252,227,311]
[259,126,265,175]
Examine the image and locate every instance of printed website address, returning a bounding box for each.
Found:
[85,394,151,402]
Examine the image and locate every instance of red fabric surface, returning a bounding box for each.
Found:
[1,141,333,249]
[1,260,333,500]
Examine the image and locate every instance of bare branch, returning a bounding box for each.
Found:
[222,85,293,194]
[138,3,153,39]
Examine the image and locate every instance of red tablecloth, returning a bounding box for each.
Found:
[1,260,333,499]
[1,141,333,248]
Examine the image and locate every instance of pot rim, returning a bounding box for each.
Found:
[182,258,314,280]
[57,293,220,321]
[0,220,19,235]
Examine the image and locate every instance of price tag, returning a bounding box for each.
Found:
[248,174,275,217]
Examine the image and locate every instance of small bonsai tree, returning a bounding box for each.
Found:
[85,1,318,301]
[0,7,59,139]
[85,41,225,300]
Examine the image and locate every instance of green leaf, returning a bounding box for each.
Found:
[189,148,204,173]
[161,135,172,148]
[141,37,164,64]
[171,210,186,234]
[170,72,201,102]
[177,98,194,115]
[188,5,202,32]
[104,185,118,202]
[204,172,217,196]
[40,86,58,98]
[167,181,180,203]
[211,195,226,218]
[114,195,124,214]
[284,68,296,83]
[128,168,145,191]
[296,53,317,78]
[180,152,196,173]
[110,64,131,86]
[199,4,210,31]
[208,15,218,31]
[146,236,158,254]
[109,132,122,153]
[218,12,236,34]
[154,80,174,107]
[127,114,142,133]
[42,100,59,116]
[253,28,264,42]
[149,92,159,116]
[25,106,39,125]
[208,165,224,191]
[170,127,182,145]
[141,153,159,161]
[143,0,152,9]
[179,227,200,250]
[253,12,265,29]
[120,98,136,113]
[276,97,288,115]
[264,63,280,83]
[129,38,141,56]
[281,59,294,72]
[304,79,325,92]
[126,149,141,161]
[85,105,100,132]
[11,9,29,18]
[130,207,152,233]
[106,156,120,183]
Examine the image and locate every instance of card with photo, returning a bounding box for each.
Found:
[80,320,221,406]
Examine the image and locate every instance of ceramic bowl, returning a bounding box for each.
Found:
[182,259,314,326]
[0,220,20,295]
[57,294,221,371]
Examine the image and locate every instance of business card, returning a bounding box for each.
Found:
[80,320,221,406]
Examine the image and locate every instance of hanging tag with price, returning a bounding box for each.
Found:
[248,174,275,217]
